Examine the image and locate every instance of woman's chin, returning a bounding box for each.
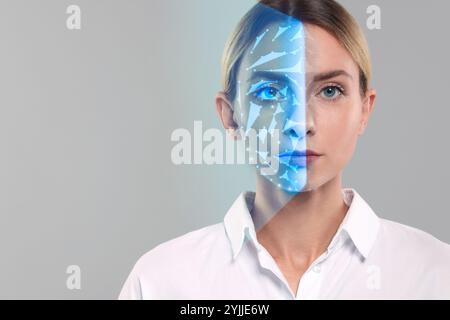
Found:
[260,176,308,194]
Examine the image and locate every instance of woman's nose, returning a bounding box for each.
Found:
[281,106,315,140]
[283,118,306,139]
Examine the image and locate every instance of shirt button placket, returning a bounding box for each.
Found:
[295,262,325,300]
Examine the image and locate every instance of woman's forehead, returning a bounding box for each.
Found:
[304,24,356,72]
[250,20,304,53]
[239,21,357,79]
[240,20,305,73]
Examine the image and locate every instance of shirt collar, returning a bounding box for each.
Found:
[223,188,380,261]
[223,191,258,260]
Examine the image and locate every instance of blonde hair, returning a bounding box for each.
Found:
[221,0,372,101]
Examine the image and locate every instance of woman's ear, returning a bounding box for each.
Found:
[358,89,376,136]
[215,91,241,139]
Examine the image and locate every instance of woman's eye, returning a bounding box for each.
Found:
[254,86,285,102]
[320,86,343,100]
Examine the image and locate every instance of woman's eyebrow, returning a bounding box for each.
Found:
[311,70,353,82]
[248,70,352,85]
[248,71,292,84]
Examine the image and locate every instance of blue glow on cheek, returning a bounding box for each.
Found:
[244,102,262,135]
[234,7,308,194]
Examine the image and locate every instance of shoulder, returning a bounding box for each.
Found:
[378,218,450,257]
[135,222,227,269]
[375,218,450,296]
[118,222,228,299]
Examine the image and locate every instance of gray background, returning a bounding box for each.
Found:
[0,0,448,299]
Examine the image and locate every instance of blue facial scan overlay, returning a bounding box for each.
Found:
[234,4,307,193]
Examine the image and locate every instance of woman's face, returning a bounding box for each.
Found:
[219,18,375,193]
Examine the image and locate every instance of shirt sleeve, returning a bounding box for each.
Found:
[118,267,143,300]
[433,247,450,299]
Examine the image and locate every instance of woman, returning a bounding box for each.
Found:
[119,0,450,299]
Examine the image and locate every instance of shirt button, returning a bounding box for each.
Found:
[313,265,321,273]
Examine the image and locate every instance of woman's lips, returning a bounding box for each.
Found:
[276,150,322,167]
[277,149,321,157]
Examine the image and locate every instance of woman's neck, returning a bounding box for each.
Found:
[252,173,349,264]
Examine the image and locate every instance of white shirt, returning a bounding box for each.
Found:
[119,188,450,299]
